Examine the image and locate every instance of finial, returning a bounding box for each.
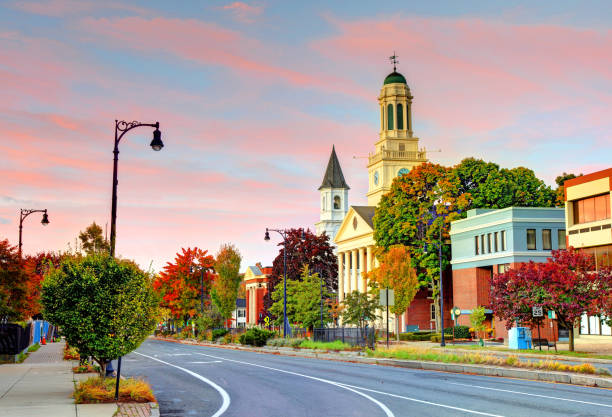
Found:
[389,52,399,72]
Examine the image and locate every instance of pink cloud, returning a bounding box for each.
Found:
[11,0,150,16]
[220,2,263,23]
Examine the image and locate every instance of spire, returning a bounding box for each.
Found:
[318,145,350,190]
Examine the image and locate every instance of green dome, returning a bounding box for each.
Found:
[383,71,407,85]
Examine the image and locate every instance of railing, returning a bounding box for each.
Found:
[0,323,31,355]
[313,327,376,348]
[368,150,427,165]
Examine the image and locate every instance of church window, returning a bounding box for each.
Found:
[396,103,404,130]
[334,196,341,210]
[387,103,394,130]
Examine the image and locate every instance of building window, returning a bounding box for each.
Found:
[558,229,566,250]
[396,103,404,130]
[487,233,492,253]
[542,229,552,250]
[527,229,536,250]
[334,196,341,209]
[573,194,611,224]
[475,236,479,255]
[430,304,436,321]
[399,143,405,152]
[501,230,506,251]
[498,264,510,274]
[387,103,394,130]
[480,235,485,254]
[494,232,499,252]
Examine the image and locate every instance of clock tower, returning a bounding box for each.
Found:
[367,62,427,206]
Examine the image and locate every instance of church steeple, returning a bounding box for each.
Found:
[315,146,349,243]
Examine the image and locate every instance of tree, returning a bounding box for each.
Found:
[41,255,158,376]
[269,266,332,330]
[470,306,487,340]
[153,247,215,322]
[490,248,612,351]
[263,228,337,314]
[341,288,380,336]
[366,245,419,340]
[22,252,65,319]
[211,244,242,326]
[554,172,581,206]
[0,239,27,321]
[78,222,109,255]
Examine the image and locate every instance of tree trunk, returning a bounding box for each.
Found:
[395,315,400,341]
[569,326,574,352]
[97,358,106,378]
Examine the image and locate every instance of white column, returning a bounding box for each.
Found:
[338,252,344,302]
[344,252,351,294]
[359,247,366,292]
[351,249,358,293]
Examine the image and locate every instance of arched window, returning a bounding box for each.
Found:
[334,196,341,210]
[387,103,394,130]
[396,103,404,130]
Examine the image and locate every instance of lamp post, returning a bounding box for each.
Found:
[18,209,49,257]
[264,228,305,338]
[314,266,325,329]
[109,119,163,401]
[190,264,206,314]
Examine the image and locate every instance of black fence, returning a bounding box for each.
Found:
[313,327,375,349]
[0,323,31,355]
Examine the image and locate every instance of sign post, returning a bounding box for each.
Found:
[532,306,543,350]
[380,289,395,348]
[451,307,461,342]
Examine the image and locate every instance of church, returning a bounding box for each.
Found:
[315,63,441,332]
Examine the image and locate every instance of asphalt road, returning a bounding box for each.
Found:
[122,339,612,417]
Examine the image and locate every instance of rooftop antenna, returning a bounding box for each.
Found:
[389,52,399,72]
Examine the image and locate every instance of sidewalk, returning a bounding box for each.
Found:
[0,341,116,417]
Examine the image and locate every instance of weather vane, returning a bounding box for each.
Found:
[389,52,399,71]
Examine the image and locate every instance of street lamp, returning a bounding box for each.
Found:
[190,264,207,314]
[109,120,163,257]
[264,227,305,338]
[109,119,163,401]
[18,209,49,257]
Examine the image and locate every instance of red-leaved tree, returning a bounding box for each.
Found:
[23,252,65,319]
[490,248,612,351]
[0,239,27,321]
[153,247,215,322]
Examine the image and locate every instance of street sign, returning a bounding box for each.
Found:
[264,316,271,326]
[451,306,461,318]
[379,289,395,306]
[547,310,556,319]
[532,306,543,318]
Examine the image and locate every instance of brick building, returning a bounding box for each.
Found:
[244,263,272,325]
[450,207,566,340]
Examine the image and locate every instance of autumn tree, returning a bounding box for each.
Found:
[23,251,65,319]
[0,239,27,321]
[153,247,215,323]
[554,172,581,206]
[490,248,612,351]
[366,245,419,340]
[341,288,380,340]
[211,244,242,326]
[263,228,337,314]
[78,222,109,255]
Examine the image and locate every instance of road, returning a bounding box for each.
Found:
[122,339,612,417]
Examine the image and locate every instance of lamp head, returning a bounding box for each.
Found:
[41,211,49,226]
[150,127,164,151]
[264,229,270,241]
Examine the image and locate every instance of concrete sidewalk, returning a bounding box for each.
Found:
[0,341,116,417]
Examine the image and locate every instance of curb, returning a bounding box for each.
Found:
[151,337,612,389]
[435,346,612,365]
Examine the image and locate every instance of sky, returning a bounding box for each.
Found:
[1,0,611,272]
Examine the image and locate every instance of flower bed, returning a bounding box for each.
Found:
[73,376,155,404]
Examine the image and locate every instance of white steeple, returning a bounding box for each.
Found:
[315,145,349,243]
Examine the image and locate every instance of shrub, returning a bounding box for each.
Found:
[399,331,435,341]
[63,345,80,361]
[73,376,155,404]
[73,363,101,374]
[430,333,453,343]
[27,343,40,353]
[239,328,276,346]
[444,325,471,339]
[212,329,229,340]
[222,333,232,344]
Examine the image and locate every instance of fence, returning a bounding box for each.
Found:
[313,327,376,348]
[0,323,32,355]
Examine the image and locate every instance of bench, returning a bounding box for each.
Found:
[532,338,557,352]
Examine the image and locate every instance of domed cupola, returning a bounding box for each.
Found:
[383,71,407,85]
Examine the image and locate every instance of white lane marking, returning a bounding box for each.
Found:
[193,352,393,417]
[449,382,612,409]
[134,352,230,417]
[336,382,504,417]
[168,353,192,356]
[190,361,223,364]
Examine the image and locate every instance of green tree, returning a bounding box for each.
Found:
[211,244,242,326]
[554,172,581,207]
[78,222,109,255]
[269,266,332,330]
[366,245,419,340]
[341,288,380,335]
[42,255,158,376]
[469,306,487,340]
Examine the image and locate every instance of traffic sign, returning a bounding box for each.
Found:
[532,306,543,317]
[379,289,395,306]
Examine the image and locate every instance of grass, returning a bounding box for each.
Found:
[367,346,611,376]
[73,363,101,374]
[73,376,155,404]
[267,338,357,351]
[27,343,40,353]
[438,344,612,360]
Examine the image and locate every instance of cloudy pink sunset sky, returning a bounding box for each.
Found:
[1,1,610,272]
